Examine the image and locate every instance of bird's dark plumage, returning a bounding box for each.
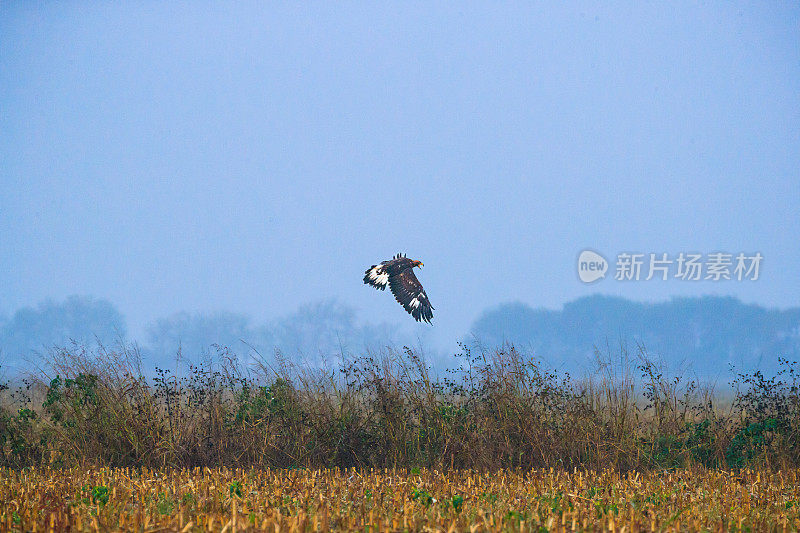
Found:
[363,253,434,323]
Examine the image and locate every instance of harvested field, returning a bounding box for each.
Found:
[1,467,798,532]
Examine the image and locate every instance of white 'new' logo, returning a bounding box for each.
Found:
[578,250,608,283]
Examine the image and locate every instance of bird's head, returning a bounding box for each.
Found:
[413,260,424,268]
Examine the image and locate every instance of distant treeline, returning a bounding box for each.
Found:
[1,294,798,376]
[0,296,407,372]
[469,295,800,376]
[0,343,798,470]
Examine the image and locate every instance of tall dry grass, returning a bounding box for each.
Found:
[0,342,797,471]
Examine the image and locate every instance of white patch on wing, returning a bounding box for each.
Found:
[410,297,420,309]
[366,265,389,287]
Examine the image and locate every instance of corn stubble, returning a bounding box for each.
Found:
[1,466,798,532]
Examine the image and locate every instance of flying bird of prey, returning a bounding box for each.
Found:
[363,253,434,323]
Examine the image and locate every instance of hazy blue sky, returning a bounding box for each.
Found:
[2,2,798,350]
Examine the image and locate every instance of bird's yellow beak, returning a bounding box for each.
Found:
[418,262,424,268]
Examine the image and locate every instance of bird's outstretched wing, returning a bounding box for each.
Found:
[389,268,434,323]
[363,263,389,290]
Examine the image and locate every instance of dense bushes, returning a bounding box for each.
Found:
[0,343,798,470]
